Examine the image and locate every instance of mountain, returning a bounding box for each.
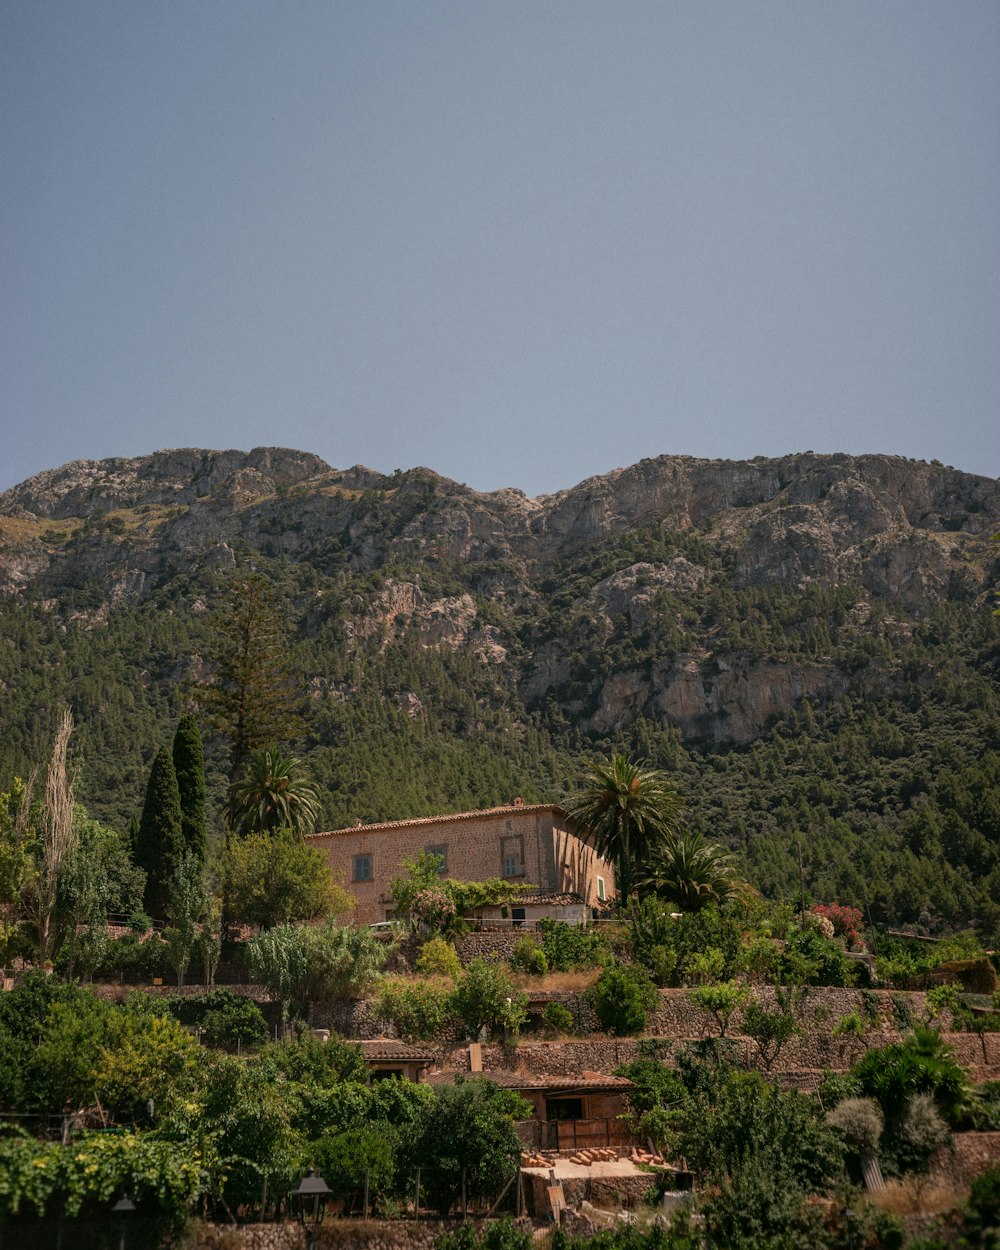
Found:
[2,448,999,936]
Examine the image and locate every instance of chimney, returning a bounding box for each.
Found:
[512,797,524,808]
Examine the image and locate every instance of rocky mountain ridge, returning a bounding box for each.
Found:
[2,447,998,749]
[2,445,998,591]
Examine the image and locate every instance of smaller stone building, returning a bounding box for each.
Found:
[427,1070,634,1150]
[358,1039,435,1083]
[306,802,615,926]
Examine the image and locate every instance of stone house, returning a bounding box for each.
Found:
[306,801,615,926]
[358,1039,436,1082]
[427,1070,635,1149]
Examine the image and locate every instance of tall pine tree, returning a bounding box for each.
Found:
[135,745,184,920]
[172,715,206,866]
[194,574,305,781]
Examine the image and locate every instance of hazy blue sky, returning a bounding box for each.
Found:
[2,2,997,496]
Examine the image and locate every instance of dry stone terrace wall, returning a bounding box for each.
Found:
[192,1221,537,1250]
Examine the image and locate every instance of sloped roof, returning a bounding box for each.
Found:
[306,803,570,840]
[359,1039,436,1063]
[426,1071,632,1092]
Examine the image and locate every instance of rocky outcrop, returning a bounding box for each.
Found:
[1,447,997,746]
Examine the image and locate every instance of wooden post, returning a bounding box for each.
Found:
[363,1168,369,1219]
[414,1167,421,1222]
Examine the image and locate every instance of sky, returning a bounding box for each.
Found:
[2,2,998,497]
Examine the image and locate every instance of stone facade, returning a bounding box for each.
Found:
[306,804,615,925]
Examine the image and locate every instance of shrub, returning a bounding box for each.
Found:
[201,998,268,1050]
[850,1027,970,1127]
[450,959,528,1041]
[537,919,609,971]
[376,977,456,1042]
[967,1081,1000,1132]
[898,1092,950,1169]
[510,936,548,977]
[891,995,914,1031]
[689,948,727,984]
[936,958,997,996]
[615,1057,687,1156]
[163,990,269,1049]
[416,937,462,979]
[247,922,387,1013]
[311,1126,394,1207]
[833,1011,868,1039]
[412,887,458,932]
[270,1032,369,1086]
[964,1164,1000,1247]
[587,965,658,1036]
[435,1215,531,1250]
[781,925,856,987]
[826,1097,884,1155]
[222,830,352,929]
[811,902,866,949]
[540,1002,575,1038]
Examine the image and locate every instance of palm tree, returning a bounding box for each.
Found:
[566,754,685,902]
[640,831,752,912]
[228,747,321,838]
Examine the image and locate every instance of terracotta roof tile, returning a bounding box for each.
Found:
[359,1039,436,1063]
[306,803,570,840]
[426,1071,632,1091]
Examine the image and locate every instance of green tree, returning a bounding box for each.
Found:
[689,980,750,1039]
[228,746,321,838]
[171,715,206,866]
[567,753,685,902]
[402,1078,530,1216]
[246,922,387,1020]
[163,851,208,988]
[222,829,351,929]
[586,964,659,1036]
[134,746,184,921]
[641,831,752,913]
[194,573,305,782]
[449,958,528,1041]
[740,991,802,1072]
[58,812,145,979]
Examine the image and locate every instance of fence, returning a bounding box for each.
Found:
[516,1117,633,1151]
[327,1166,523,1222]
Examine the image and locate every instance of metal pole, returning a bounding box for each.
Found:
[414,1168,420,1222]
[461,1169,466,1218]
[363,1169,369,1220]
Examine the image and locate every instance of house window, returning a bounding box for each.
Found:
[546,1097,585,1122]
[426,845,448,874]
[353,854,373,882]
[501,836,524,878]
[597,877,606,902]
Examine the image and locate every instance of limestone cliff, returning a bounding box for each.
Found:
[1,447,997,746]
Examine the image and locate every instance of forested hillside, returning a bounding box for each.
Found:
[1,448,998,938]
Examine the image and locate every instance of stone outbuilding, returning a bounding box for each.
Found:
[358,1039,436,1083]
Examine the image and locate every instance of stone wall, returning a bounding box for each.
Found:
[191,1221,535,1250]
[314,1219,534,1250]
[455,931,522,965]
[447,986,1000,1085]
[929,1132,1000,1188]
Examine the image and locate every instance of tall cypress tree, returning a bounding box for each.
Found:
[172,715,206,866]
[135,745,184,920]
